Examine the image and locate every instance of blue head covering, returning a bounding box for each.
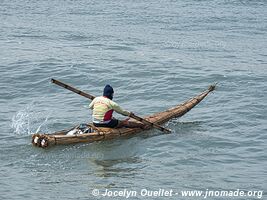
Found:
[103,85,114,100]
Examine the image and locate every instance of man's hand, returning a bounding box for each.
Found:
[128,112,134,117]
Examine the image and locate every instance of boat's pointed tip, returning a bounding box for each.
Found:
[208,82,217,92]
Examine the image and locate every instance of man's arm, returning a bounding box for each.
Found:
[89,98,95,109]
[111,101,130,116]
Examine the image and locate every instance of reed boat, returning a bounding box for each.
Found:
[32,84,215,148]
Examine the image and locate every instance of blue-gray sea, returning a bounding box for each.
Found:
[1,0,266,199]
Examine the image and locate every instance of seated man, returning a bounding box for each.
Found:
[89,84,146,129]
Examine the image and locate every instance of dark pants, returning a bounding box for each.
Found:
[93,119,119,128]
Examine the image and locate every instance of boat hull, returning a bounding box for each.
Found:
[32,85,215,148]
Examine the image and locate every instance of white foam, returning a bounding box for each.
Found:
[11,102,52,135]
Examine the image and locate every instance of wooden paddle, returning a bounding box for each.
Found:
[51,78,171,133]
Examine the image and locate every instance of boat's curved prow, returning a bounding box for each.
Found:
[181,83,217,113]
[146,84,216,124]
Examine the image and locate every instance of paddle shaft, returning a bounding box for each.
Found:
[51,78,95,100]
[129,113,171,133]
[51,78,171,133]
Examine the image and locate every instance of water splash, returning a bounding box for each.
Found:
[11,102,52,135]
[11,108,30,135]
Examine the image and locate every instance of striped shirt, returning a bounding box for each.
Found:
[89,96,130,123]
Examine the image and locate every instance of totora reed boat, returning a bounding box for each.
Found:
[32,83,216,148]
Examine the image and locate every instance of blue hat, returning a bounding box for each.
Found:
[103,85,114,100]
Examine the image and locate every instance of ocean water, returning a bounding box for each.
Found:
[1,0,266,199]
